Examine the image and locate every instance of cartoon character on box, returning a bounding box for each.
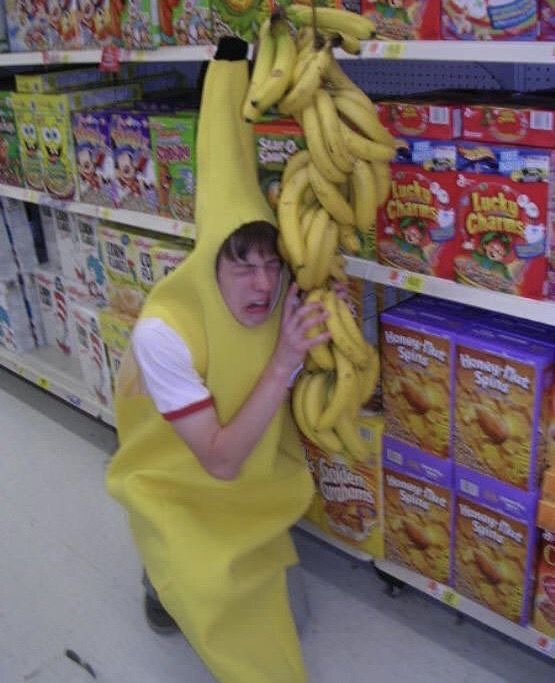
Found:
[442,0,538,40]
[78,0,111,45]
[42,123,63,167]
[395,217,428,261]
[86,252,106,302]
[77,144,107,193]
[472,231,512,280]
[115,146,148,199]
[159,0,179,43]
[48,0,79,48]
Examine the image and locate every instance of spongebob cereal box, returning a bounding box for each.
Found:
[362,0,441,39]
[12,94,43,191]
[454,466,538,624]
[382,437,454,584]
[454,326,553,490]
[303,415,384,558]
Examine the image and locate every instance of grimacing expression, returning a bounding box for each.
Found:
[217,249,282,328]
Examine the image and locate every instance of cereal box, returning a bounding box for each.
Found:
[77,0,112,47]
[111,0,160,48]
[462,104,555,149]
[11,94,43,191]
[376,99,462,141]
[211,0,271,42]
[15,67,114,94]
[19,271,46,346]
[73,111,115,207]
[303,415,384,558]
[378,138,459,278]
[98,224,144,317]
[52,208,81,280]
[150,113,197,222]
[361,0,441,39]
[381,305,461,459]
[254,119,307,214]
[0,212,17,281]
[454,326,553,491]
[34,266,78,356]
[99,305,136,385]
[150,239,191,284]
[74,215,108,306]
[110,111,158,213]
[129,231,168,296]
[47,0,81,50]
[454,466,539,624]
[0,197,41,273]
[382,437,454,584]
[159,0,211,45]
[0,278,35,352]
[0,1,8,51]
[72,302,113,407]
[533,507,555,637]
[539,0,555,38]
[0,92,24,187]
[455,142,552,299]
[5,0,49,51]
[441,0,538,40]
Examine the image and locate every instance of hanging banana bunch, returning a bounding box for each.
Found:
[243,6,392,462]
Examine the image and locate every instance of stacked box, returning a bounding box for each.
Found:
[375,99,462,140]
[5,0,49,51]
[15,68,115,94]
[441,0,538,40]
[150,113,197,222]
[455,141,553,299]
[0,279,35,352]
[11,95,43,190]
[73,111,115,207]
[453,326,553,491]
[159,0,211,45]
[378,139,459,279]
[0,211,17,280]
[0,197,45,272]
[34,266,78,356]
[52,208,81,280]
[380,305,462,459]
[74,215,108,306]
[99,306,136,385]
[304,415,384,558]
[98,224,144,318]
[382,437,454,584]
[47,0,81,50]
[72,302,113,408]
[38,205,62,271]
[150,240,191,284]
[112,0,160,48]
[533,469,555,636]
[129,231,168,297]
[77,0,112,47]
[19,271,46,346]
[110,111,158,213]
[0,92,24,187]
[462,103,555,149]
[453,466,538,624]
[362,0,441,39]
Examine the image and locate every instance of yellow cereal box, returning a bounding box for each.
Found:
[99,306,136,386]
[150,239,192,285]
[303,415,384,559]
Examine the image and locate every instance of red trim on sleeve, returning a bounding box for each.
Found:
[163,397,214,422]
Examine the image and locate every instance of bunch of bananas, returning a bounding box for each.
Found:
[243,6,392,461]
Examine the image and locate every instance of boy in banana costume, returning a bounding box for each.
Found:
[106,38,329,683]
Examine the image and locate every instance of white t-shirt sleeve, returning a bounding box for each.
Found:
[132,317,213,421]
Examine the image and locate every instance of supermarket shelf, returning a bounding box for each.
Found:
[0,184,195,239]
[296,518,373,563]
[0,344,115,426]
[374,558,555,660]
[1,41,554,67]
[345,257,555,326]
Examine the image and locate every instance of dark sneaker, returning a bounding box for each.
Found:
[144,594,179,635]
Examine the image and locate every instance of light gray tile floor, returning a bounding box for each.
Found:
[1,367,554,683]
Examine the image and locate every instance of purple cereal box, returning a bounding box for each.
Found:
[382,436,454,585]
[454,326,553,491]
[454,465,539,625]
[109,111,158,214]
[73,111,115,207]
[381,305,463,460]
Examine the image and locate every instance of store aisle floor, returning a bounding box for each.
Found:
[1,369,554,683]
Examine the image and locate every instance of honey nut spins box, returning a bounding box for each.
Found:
[533,468,555,638]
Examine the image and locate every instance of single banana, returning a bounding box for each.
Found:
[338,224,361,254]
[312,217,339,288]
[279,45,331,116]
[281,149,311,187]
[324,57,375,111]
[305,288,335,371]
[251,19,296,115]
[301,105,347,184]
[335,412,370,461]
[371,160,392,206]
[300,203,318,239]
[336,295,369,360]
[308,161,354,226]
[292,40,316,83]
[357,344,380,406]
[243,18,275,122]
[314,88,353,174]
[329,253,348,282]
[334,95,396,148]
[303,372,343,454]
[340,122,396,163]
[286,5,376,40]
[318,345,358,431]
[321,29,361,55]
[302,185,317,207]
[329,86,377,116]
[351,158,378,234]
[296,207,329,291]
[323,290,368,368]
[292,372,312,439]
[277,165,309,269]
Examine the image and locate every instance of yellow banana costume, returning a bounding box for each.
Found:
[106,39,313,683]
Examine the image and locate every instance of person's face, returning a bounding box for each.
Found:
[485,240,505,262]
[404,225,422,245]
[217,248,282,327]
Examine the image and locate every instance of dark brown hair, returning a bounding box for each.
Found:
[216,221,280,269]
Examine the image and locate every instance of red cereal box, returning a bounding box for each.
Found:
[361,0,441,39]
[441,0,538,40]
[378,139,460,279]
[463,104,555,148]
[454,142,552,299]
[376,99,462,140]
[539,0,555,39]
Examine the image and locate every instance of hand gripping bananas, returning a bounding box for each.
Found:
[243,7,389,462]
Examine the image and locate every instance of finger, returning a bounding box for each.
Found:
[305,331,331,348]
[293,302,325,323]
[282,282,300,320]
[299,311,328,334]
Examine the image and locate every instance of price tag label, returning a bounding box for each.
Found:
[535,635,553,654]
[43,51,70,64]
[37,376,50,390]
[384,43,406,59]
[100,46,121,73]
[365,42,385,57]
[404,273,424,293]
[27,190,39,204]
[426,579,442,599]
[99,207,111,221]
[132,50,146,62]
[426,580,460,608]
[441,588,460,608]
